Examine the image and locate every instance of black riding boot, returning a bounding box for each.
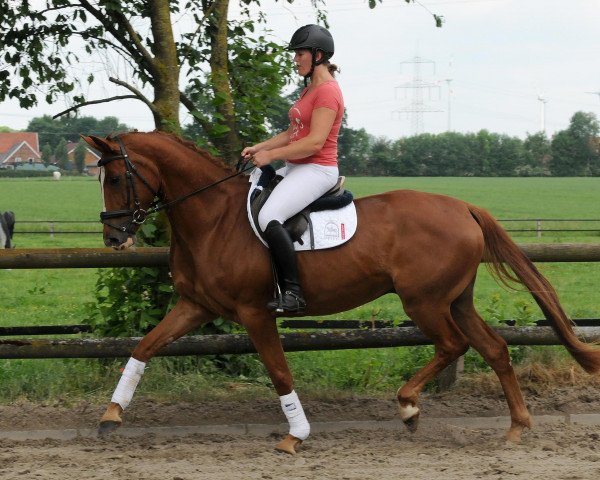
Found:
[263,220,306,314]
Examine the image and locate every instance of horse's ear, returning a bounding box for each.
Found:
[81,134,116,154]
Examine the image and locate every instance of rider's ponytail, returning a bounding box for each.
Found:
[326,62,339,77]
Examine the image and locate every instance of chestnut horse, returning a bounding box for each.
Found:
[84,131,600,453]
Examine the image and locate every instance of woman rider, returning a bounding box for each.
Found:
[241,24,344,315]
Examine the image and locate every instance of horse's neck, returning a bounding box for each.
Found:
[151,149,246,235]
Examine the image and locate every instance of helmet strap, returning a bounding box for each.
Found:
[303,48,327,86]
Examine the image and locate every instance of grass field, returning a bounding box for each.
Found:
[1,176,600,403]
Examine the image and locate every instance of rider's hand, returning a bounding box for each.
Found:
[241,146,258,159]
[252,150,274,168]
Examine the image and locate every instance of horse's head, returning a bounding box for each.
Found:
[82,134,160,250]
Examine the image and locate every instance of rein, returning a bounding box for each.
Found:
[149,161,254,214]
[98,136,254,234]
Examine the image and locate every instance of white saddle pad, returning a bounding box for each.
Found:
[247,168,357,251]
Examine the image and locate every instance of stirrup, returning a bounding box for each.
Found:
[267,291,306,314]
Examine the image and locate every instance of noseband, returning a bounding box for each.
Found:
[98,136,255,235]
[98,136,158,234]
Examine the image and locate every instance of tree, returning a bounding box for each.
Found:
[41,144,53,167]
[521,132,551,176]
[1,1,441,164]
[0,1,298,164]
[74,141,87,174]
[27,115,132,150]
[54,138,69,170]
[550,112,600,176]
[366,137,396,175]
[338,126,372,176]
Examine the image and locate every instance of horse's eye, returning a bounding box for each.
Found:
[109,176,120,185]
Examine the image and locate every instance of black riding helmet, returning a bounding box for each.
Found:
[287,24,334,84]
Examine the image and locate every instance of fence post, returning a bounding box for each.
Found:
[437,355,464,391]
[49,222,54,239]
[536,219,542,238]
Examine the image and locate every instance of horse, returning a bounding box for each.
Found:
[83,131,600,454]
[0,211,15,249]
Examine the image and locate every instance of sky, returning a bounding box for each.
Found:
[1,0,599,140]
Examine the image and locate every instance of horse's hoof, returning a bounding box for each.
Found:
[275,434,302,455]
[403,414,420,433]
[506,426,525,443]
[98,420,121,436]
[399,403,420,433]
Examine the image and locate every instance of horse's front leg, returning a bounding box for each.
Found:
[241,308,309,455]
[98,298,216,435]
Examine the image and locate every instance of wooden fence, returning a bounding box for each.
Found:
[2,245,600,362]
[14,219,600,238]
[3,243,600,270]
[1,326,600,360]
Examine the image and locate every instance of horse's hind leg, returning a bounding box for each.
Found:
[98,298,215,435]
[397,301,469,432]
[451,281,532,442]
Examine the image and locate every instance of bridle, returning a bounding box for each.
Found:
[98,136,158,234]
[98,135,254,234]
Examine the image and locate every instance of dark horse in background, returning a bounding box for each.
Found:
[0,211,15,249]
[84,131,600,454]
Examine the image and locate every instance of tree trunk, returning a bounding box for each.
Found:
[208,0,242,165]
[148,0,181,134]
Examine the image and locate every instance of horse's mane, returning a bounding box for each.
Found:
[134,130,236,173]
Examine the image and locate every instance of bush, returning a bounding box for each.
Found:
[0,170,53,178]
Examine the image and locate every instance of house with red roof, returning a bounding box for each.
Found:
[0,132,42,169]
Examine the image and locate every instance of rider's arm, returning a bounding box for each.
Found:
[242,125,293,158]
[264,107,337,162]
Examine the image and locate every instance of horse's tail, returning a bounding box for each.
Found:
[468,204,600,374]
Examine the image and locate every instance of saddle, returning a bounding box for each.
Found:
[249,165,353,245]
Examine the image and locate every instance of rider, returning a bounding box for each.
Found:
[242,24,344,314]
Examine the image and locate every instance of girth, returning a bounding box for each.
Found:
[250,165,354,245]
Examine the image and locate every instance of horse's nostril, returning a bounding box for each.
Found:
[105,236,121,247]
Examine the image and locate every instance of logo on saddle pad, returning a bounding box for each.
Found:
[324,221,345,240]
[246,167,357,252]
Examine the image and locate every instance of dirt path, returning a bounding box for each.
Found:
[1,384,600,479]
[1,422,600,479]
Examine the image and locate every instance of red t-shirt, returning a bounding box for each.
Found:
[287,80,344,166]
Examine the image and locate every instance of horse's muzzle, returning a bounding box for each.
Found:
[104,226,135,250]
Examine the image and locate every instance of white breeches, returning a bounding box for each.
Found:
[257,162,339,232]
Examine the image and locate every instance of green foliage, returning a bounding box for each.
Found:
[0,170,53,178]
[41,143,53,167]
[27,115,132,150]
[86,214,174,337]
[550,112,600,176]
[183,27,294,151]
[338,118,372,175]
[336,114,599,177]
[73,141,87,174]
[54,137,69,170]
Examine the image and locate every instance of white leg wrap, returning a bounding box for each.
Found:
[280,390,310,440]
[111,357,146,410]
